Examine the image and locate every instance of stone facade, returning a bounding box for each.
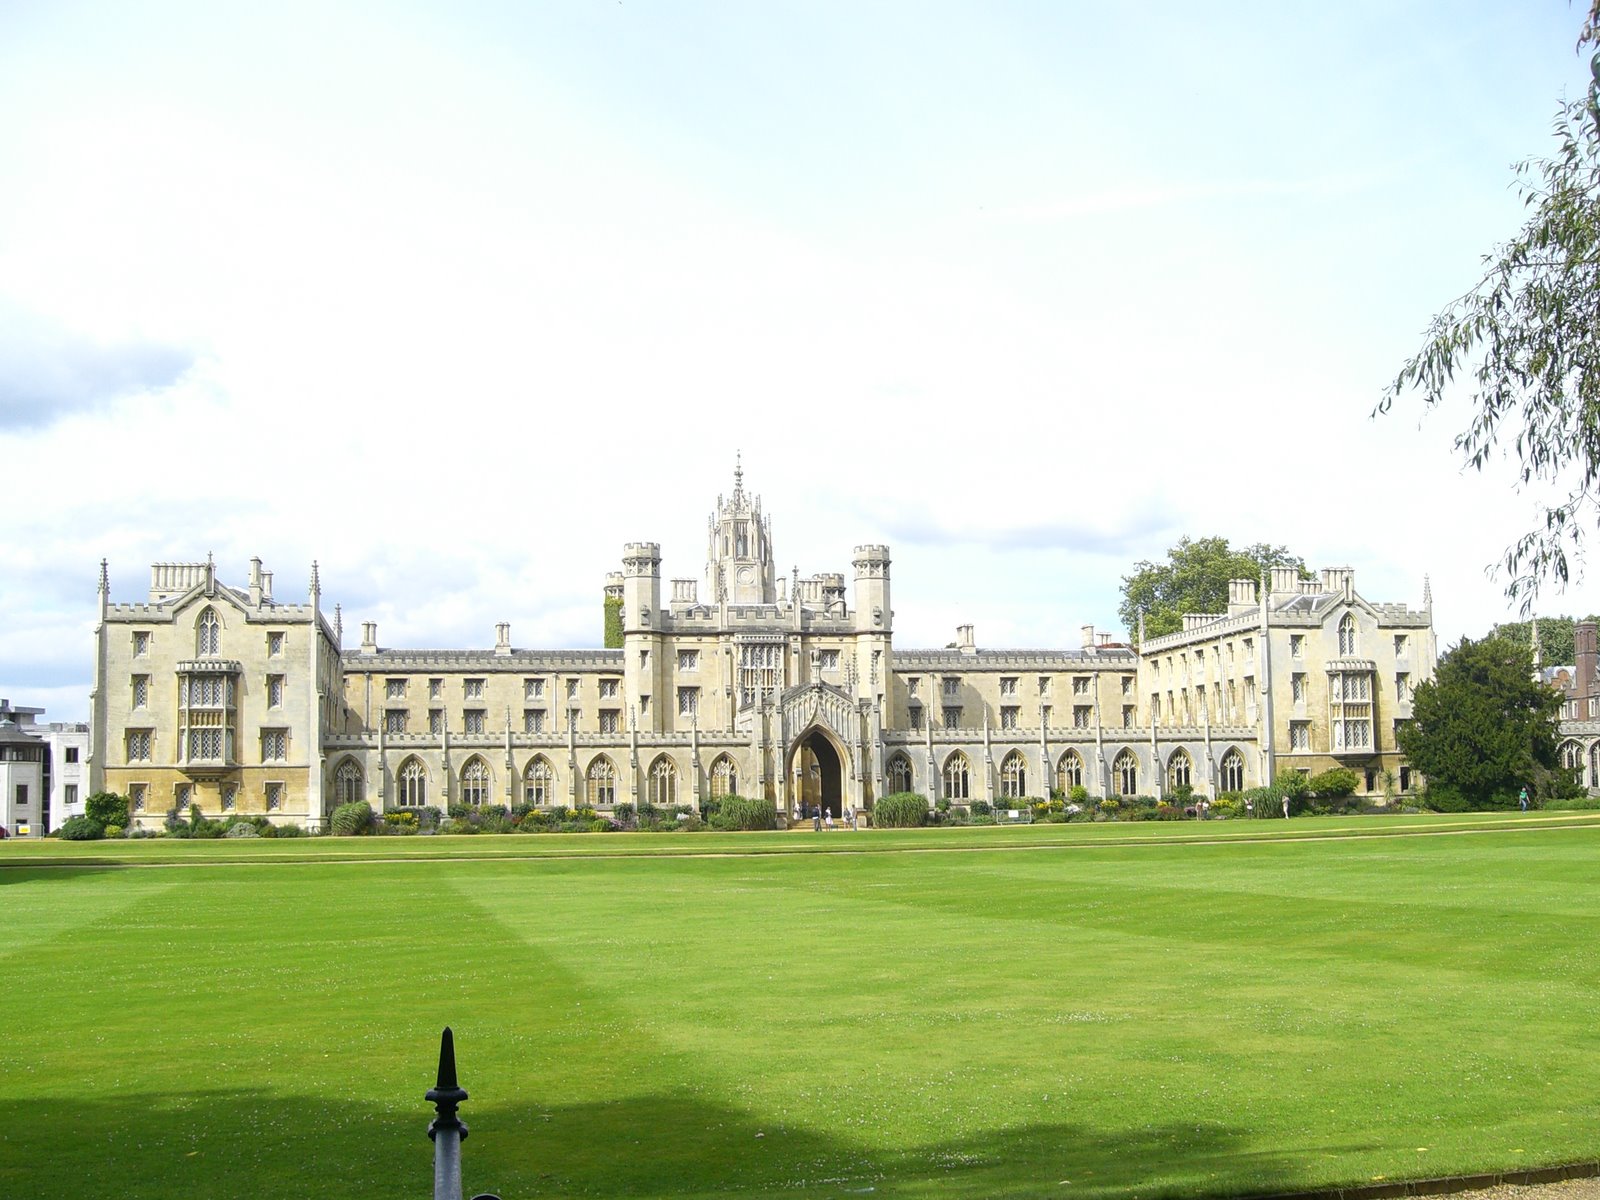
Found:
[89,467,1437,829]
[1546,620,1600,787]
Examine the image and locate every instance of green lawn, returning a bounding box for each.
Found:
[2,815,1598,1200]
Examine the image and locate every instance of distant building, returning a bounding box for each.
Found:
[1545,620,1600,788]
[0,699,89,835]
[89,464,1436,830]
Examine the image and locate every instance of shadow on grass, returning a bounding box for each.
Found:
[0,1085,1307,1200]
[0,861,124,883]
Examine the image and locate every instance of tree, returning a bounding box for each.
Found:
[1379,12,1600,608]
[1119,536,1309,641]
[1396,635,1563,809]
[1488,614,1600,667]
[603,594,624,649]
[84,791,129,830]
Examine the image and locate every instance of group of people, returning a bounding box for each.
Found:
[808,804,858,831]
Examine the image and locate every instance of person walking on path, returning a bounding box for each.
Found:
[1519,786,1530,812]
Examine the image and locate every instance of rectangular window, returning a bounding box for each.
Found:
[943,677,960,696]
[909,707,924,732]
[1291,634,1304,658]
[599,709,620,735]
[1291,673,1305,703]
[1394,634,1408,657]
[64,783,78,807]
[265,782,283,811]
[126,730,151,761]
[464,679,485,701]
[262,729,287,761]
[1396,673,1410,702]
[429,678,442,700]
[524,678,544,700]
[65,747,79,763]
[1073,705,1091,729]
[1243,637,1255,663]
[268,631,285,656]
[1121,676,1134,697]
[221,784,236,811]
[129,783,146,812]
[678,650,699,671]
[188,728,223,759]
[942,706,961,730]
[429,709,444,735]
[1000,705,1019,730]
[1072,676,1091,696]
[678,687,699,718]
[267,675,285,708]
[907,677,920,697]
[819,649,840,670]
[386,679,407,700]
[999,677,1017,697]
[14,784,26,808]
[385,710,407,734]
[524,708,545,733]
[1039,676,1051,695]
[567,679,580,701]
[133,631,150,656]
[174,783,191,808]
[1290,721,1310,750]
[131,675,149,709]
[463,709,486,735]
[599,679,619,700]
[1122,705,1135,728]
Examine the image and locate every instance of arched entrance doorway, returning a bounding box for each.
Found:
[790,728,845,819]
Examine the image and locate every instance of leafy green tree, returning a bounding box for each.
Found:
[1380,10,1600,607]
[603,595,624,649]
[1120,536,1308,640]
[84,791,129,829]
[1488,615,1600,667]
[1397,635,1563,809]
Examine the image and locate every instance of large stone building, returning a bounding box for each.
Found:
[88,467,1436,830]
[1544,620,1600,787]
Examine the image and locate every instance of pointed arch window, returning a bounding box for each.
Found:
[1056,750,1084,794]
[1000,751,1027,799]
[335,759,363,806]
[460,757,491,807]
[648,755,677,807]
[1114,749,1138,796]
[1338,614,1357,656]
[1560,740,1585,772]
[587,756,617,807]
[398,758,427,808]
[886,753,913,795]
[1166,748,1193,792]
[522,756,554,807]
[942,751,971,801]
[1219,748,1245,793]
[196,608,220,657]
[710,755,738,799]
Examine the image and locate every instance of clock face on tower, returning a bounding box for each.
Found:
[737,566,755,586]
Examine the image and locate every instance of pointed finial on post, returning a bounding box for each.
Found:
[427,1026,468,1136]
[732,450,744,500]
[310,560,321,601]
[98,559,109,595]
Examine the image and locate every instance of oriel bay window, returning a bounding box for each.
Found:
[177,663,239,765]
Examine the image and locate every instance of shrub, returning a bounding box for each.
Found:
[873,792,929,828]
[1069,785,1089,805]
[1210,796,1241,818]
[224,822,260,838]
[1155,803,1182,821]
[58,815,105,840]
[970,800,993,816]
[85,791,130,829]
[1542,795,1600,810]
[439,818,479,834]
[331,800,375,836]
[190,818,226,839]
[613,802,636,828]
[272,823,305,838]
[1098,797,1121,814]
[103,824,124,838]
[1307,768,1361,799]
[708,795,778,831]
[417,806,443,831]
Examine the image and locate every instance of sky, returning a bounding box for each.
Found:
[3,1,1599,722]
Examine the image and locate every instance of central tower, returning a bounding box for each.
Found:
[706,454,776,605]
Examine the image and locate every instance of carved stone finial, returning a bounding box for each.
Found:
[98,559,109,595]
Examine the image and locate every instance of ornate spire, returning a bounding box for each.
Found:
[732,449,744,502]
[1422,573,1432,611]
[98,559,109,595]
[310,560,321,600]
